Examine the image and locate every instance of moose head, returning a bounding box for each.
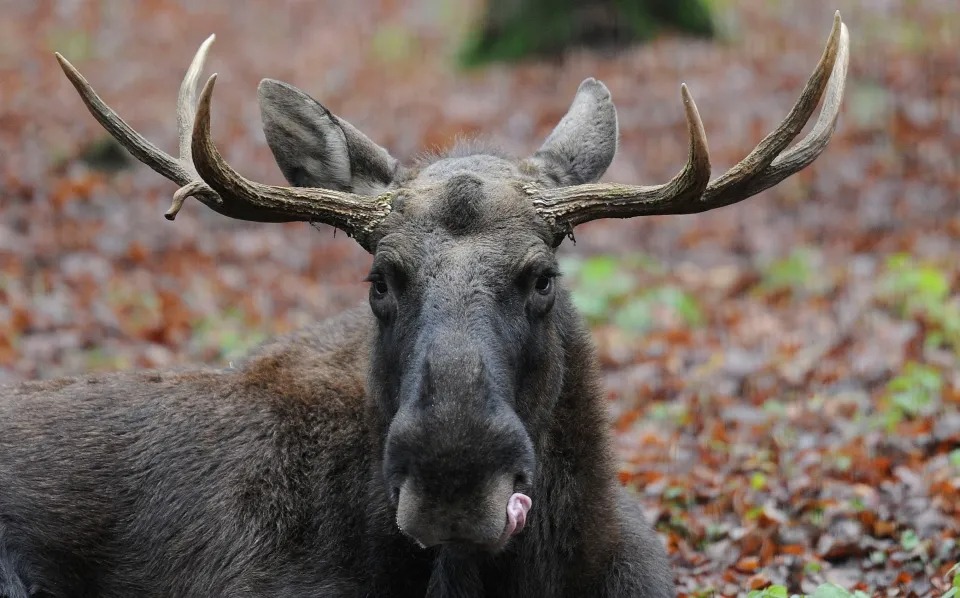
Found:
[54,14,848,555]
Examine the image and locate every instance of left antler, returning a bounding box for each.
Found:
[530,11,849,236]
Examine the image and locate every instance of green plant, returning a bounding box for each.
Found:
[879,254,960,354]
[757,247,831,297]
[563,255,637,321]
[901,529,920,551]
[750,471,767,491]
[877,362,942,429]
[881,254,950,312]
[564,254,704,333]
[942,562,960,598]
[747,585,787,598]
[949,449,960,470]
[810,584,870,598]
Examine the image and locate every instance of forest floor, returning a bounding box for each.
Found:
[1,0,958,595]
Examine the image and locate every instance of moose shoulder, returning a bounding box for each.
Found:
[1,14,848,598]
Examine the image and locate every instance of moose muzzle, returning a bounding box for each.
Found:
[385,332,536,551]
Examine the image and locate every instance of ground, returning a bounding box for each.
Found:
[0,1,958,595]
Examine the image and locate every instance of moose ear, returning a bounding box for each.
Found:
[530,78,618,186]
[258,79,399,194]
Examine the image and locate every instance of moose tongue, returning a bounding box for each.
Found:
[503,493,531,538]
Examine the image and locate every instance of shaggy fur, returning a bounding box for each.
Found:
[0,76,673,597]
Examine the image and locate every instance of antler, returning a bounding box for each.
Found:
[56,36,392,247]
[530,11,849,238]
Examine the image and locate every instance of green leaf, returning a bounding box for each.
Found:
[747,585,788,598]
[883,362,942,420]
[900,529,920,551]
[663,486,685,501]
[880,254,951,315]
[579,255,628,288]
[570,289,613,322]
[833,454,853,472]
[768,585,789,598]
[812,583,857,598]
[651,286,704,327]
[568,255,637,323]
[612,296,654,332]
[949,449,960,469]
[758,247,830,296]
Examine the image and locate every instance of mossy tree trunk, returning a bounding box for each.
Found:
[461,0,714,66]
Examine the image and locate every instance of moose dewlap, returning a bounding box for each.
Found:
[0,13,848,597]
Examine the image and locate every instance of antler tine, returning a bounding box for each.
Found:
[176,34,216,168]
[56,52,189,187]
[56,39,222,220]
[724,17,849,201]
[699,11,848,209]
[190,75,393,251]
[530,82,712,239]
[528,12,849,234]
[58,36,301,223]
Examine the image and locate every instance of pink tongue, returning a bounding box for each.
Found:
[504,493,532,537]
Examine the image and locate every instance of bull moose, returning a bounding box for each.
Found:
[0,13,848,597]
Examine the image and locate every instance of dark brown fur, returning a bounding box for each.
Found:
[1,304,670,596]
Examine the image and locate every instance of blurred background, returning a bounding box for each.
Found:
[0,0,958,594]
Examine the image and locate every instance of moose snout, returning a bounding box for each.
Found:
[387,424,536,551]
[384,402,536,551]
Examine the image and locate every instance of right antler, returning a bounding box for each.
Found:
[56,37,226,221]
[56,36,393,249]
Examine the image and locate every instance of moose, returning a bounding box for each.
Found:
[0,13,848,597]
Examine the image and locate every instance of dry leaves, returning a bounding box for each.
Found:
[1,0,958,595]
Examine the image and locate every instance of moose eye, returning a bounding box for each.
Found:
[372,280,389,297]
[365,271,397,320]
[534,275,553,295]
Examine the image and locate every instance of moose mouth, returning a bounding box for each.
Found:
[398,484,533,552]
[435,492,531,552]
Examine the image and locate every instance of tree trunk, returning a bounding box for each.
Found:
[461,0,714,66]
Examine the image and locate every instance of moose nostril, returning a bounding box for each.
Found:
[513,472,530,491]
